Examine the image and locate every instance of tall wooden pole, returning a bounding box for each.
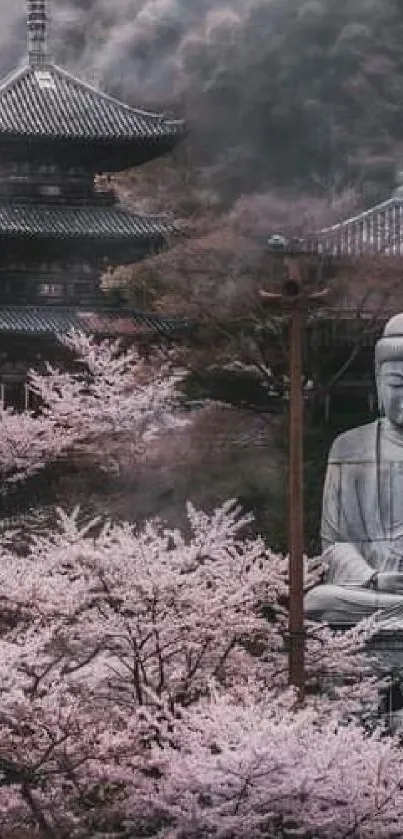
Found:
[288,299,305,697]
[259,243,330,699]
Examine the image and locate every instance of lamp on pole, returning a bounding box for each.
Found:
[259,234,330,699]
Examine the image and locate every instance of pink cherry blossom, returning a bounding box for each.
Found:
[0,330,185,486]
[0,499,399,838]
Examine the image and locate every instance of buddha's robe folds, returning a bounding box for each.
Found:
[305,418,403,625]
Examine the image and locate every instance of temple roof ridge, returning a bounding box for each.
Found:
[320,196,403,235]
[312,192,403,257]
[0,62,30,95]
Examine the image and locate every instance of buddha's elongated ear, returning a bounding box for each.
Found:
[375,365,384,415]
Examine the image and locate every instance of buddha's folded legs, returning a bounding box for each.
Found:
[304,584,403,625]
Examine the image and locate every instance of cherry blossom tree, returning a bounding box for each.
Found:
[0,330,185,487]
[0,499,397,839]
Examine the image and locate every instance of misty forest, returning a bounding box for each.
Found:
[4,1,403,838]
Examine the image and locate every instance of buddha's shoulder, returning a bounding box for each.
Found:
[328,420,379,463]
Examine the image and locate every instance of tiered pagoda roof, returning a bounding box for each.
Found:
[0,63,184,168]
[0,203,173,243]
[0,63,182,142]
[0,0,187,341]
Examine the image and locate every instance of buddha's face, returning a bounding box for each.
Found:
[378,361,403,426]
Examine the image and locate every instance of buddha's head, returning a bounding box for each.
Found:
[375,314,403,426]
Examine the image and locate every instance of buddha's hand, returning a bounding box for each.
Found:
[375,572,403,594]
[304,555,325,592]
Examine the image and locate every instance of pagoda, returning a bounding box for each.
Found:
[0,0,185,409]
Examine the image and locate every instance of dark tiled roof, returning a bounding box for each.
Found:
[0,306,78,335]
[0,306,188,337]
[78,311,188,338]
[0,63,185,144]
[315,195,403,257]
[0,202,174,240]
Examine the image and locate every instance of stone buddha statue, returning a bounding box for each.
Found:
[305,313,403,627]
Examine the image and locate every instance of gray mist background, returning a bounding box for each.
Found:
[0,1,397,202]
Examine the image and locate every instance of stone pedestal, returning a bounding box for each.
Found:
[366,627,403,673]
[365,628,403,732]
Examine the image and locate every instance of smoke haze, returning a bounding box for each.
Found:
[0,0,253,101]
[0,0,401,201]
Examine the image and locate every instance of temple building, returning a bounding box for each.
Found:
[0,0,185,409]
[313,176,403,418]
[277,175,403,421]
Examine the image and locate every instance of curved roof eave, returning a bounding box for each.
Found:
[0,61,186,146]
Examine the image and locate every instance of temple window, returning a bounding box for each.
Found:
[38,282,64,298]
[0,381,32,412]
[0,363,37,411]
